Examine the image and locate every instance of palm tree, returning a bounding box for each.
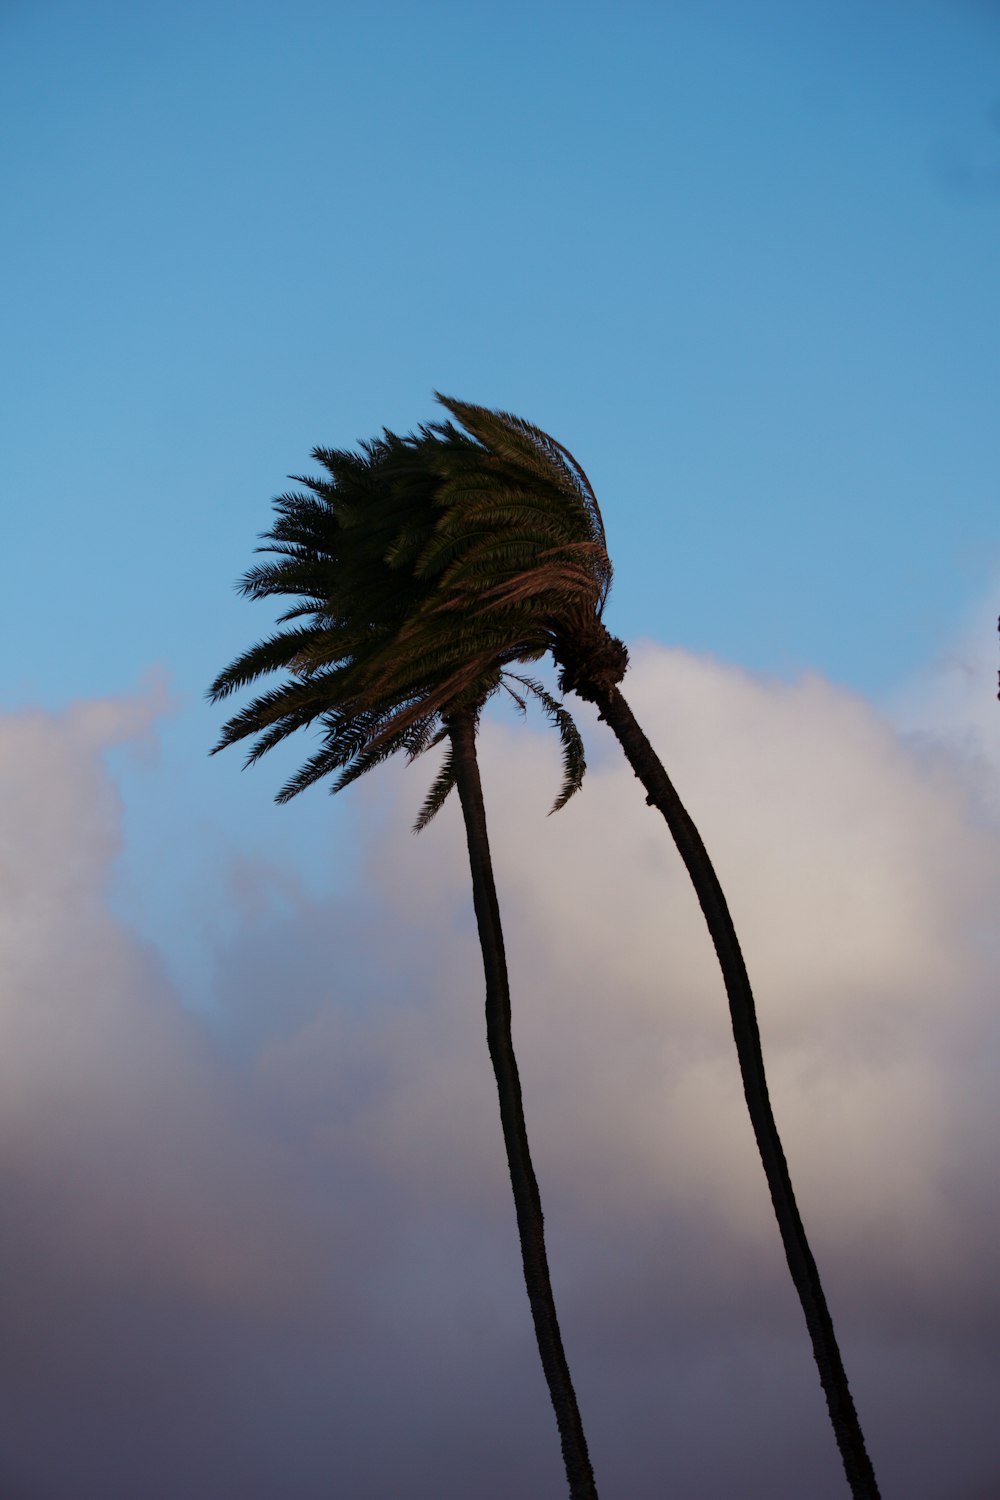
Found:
[208,435,599,1500]
[352,397,882,1500]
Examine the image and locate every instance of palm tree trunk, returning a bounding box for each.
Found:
[448,709,599,1500]
[588,681,881,1500]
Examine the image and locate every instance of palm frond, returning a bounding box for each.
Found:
[210,666,359,751]
[412,742,458,832]
[505,674,586,813]
[206,625,335,701]
[211,395,607,818]
[329,722,426,797]
[435,393,613,612]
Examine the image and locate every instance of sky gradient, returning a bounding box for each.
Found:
[2,3,999,1496]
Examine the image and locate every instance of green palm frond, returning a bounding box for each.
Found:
[276,723,406,803]
[273,738,354,804]
[505,674,586,813]
[433,396,576,494]
[207,625,335,700]
[412,741,459,832]
[434,394,611,606]
[402,717,447,761]
[238,709,331,769]
[210,396,608,821]
[209,666,361,751]
[329,716,436,799]
[501,679,528,715]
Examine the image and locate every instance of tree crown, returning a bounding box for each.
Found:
[208,414,589,827]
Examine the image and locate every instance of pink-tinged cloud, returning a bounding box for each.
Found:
[0,685,333,1318]
[0,648,997,1499]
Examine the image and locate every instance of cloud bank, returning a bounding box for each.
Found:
[0,651,997,1498]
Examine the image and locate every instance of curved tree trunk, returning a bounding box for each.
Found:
[586,680,880,1500]
[448,709,599,1500]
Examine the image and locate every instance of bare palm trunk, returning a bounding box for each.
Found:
[585,679,880,1500]
[448,709,599,1500]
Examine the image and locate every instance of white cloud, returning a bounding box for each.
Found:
[1,644,998,1498]
[247,640,1000,1493]
[0,683,329,1316]
[887,577,1000,808]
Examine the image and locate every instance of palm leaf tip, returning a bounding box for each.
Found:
[503,674,586,814]
[433,391,613,611]
[211,399,598,832]
[412,743,458,832]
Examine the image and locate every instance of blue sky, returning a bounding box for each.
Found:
[4,0,998,708]
[2,4,999,1497]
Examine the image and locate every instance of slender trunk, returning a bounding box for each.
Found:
[448,709,599,1500]
[589,680,881,1500]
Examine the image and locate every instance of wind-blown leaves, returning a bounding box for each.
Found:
[207,398,613,1500]
[413,734,458,833]
[208,410,598,824]
[504,675,586,814]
